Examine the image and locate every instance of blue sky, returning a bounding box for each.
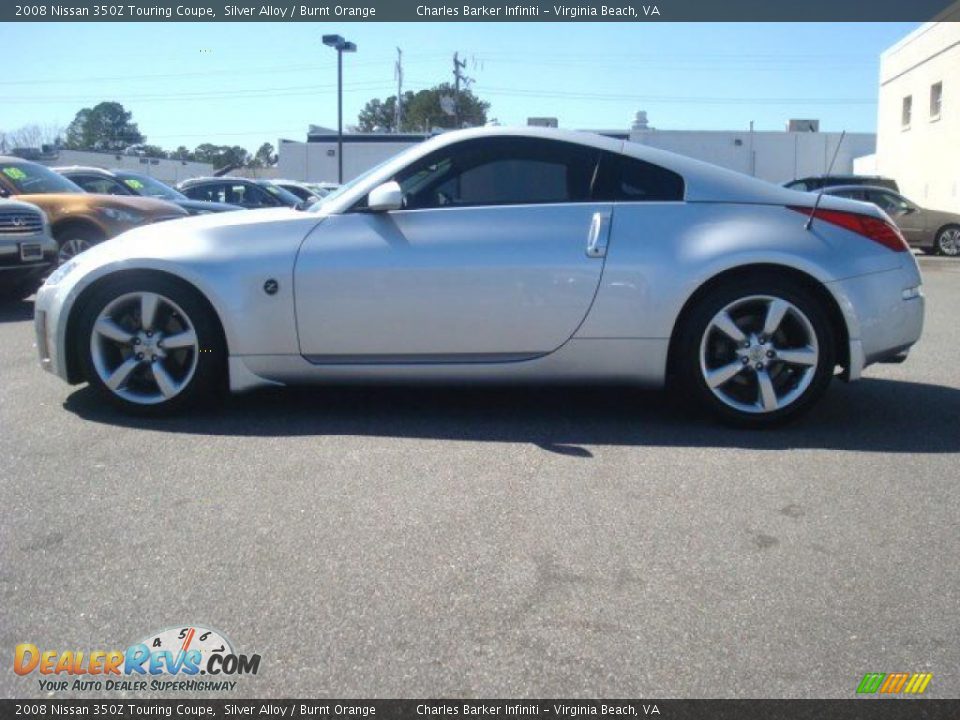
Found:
[3,22,918,152]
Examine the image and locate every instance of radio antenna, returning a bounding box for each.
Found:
[806,130,846,230]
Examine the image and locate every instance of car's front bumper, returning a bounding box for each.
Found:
[0,232,58,285]
[828,257,924,381]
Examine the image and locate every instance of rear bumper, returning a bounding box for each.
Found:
[828,261,924,381]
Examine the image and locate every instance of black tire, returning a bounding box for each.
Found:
[54,226,103,265]
[934,225,960,257]
[0,276,43,301]
[675,274,837,428]
[77,274,226,415]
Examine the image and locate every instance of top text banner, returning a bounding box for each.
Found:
[4,0,959,22]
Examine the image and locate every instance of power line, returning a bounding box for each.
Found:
[407,81,876,106]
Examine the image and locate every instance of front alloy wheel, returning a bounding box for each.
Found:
[58,237,93,264]
[89,292,199,405]
[79,275,224,414]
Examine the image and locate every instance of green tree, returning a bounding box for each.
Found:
[192,144,250,170]
[251,142,277,168]
[170,146,194,161]
[135,144,168,159]
[64,102,144,152]
[357,84,488,133]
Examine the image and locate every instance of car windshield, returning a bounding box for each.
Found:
[115,172,187,201]
[1,162,84,194]
[256,181,303,206]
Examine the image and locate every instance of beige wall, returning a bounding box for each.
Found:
[876,14,960,212]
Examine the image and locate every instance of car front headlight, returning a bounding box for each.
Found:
[44,259,79,287]
[98,207,144,224]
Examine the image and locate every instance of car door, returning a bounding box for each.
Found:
[294,136,612,360]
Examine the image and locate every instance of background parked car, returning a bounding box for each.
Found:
[305,182,339,198]
[784,175,899,193]
[54,167,242,216]
[0,198,57,300]
[823,185,960,256]
[177,177,304,209]
[271,179,324,207]
[0,157,188,263]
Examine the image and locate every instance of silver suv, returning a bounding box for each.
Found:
[0,198,58,300]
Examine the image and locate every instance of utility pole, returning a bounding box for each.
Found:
[452,51,472,128]
[394,47,404,133]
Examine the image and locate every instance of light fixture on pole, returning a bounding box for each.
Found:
[322,34,357,184]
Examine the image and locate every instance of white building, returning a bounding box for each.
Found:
[279,118,874,186]
[628,125,874,185]
[874,6,960,212]
[278,126,429,184]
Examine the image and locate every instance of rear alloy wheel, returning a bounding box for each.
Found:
[935,226,960,257]
[678,278,836,427]
[78,275,224,414]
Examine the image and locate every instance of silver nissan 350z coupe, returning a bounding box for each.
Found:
[33,128,924,427]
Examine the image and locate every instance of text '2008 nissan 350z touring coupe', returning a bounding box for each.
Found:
[33,128,924,427]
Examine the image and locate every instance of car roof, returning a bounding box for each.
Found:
[180,176,256,185]
[52,166,115,176]
[823,184,902,194]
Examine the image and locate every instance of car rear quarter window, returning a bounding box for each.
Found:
[593,152,684,202]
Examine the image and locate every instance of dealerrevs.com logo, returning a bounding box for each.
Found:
[856,672,933,695]
[13,625,260,693]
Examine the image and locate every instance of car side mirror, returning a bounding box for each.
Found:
[367,181,403,212]
[903,206,917,214]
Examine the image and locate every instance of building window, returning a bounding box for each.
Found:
[902,95,912,128]
[930,82,942,120]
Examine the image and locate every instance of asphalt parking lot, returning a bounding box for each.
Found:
[1,257,958,700]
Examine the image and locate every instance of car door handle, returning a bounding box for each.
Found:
[586,210,612,258]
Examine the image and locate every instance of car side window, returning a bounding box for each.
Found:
[593,152,684,202]
[185,184,218,203]
[834,189,865,201]
[394,137,599,210]
[869,191,908,214]
[73,176,130,195]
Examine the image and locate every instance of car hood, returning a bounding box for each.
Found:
[0,198,46,215]
[16,193,187,217]
[68,207,321,270]
[174,198,244,214]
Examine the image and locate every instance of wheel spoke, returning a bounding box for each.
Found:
[777,347,817,366]
[95,318,134,344]
[706,361,746,388]
[140,293,160,331]
[711,312,746,343]
[105,357,140,391]
[762,299,790,336]
[159,329,197,350]
[756,370,779,411]
[151,362,179,398]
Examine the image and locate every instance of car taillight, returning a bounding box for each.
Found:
[788,206,909,252]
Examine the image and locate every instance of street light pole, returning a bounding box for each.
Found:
[337,48,343,183]
[322,34,356,185]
